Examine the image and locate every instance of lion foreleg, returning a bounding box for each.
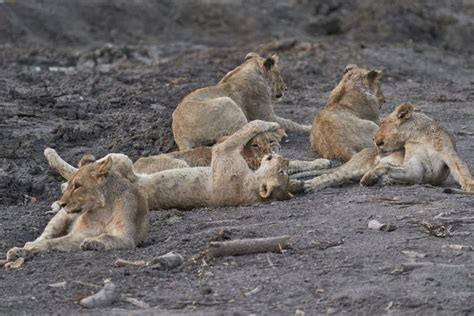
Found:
[288,158,331,175]
[34,209,77,242]
[273,116,311,134]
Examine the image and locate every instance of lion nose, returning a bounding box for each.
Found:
[58,201,67,207]
[375,140,384,147]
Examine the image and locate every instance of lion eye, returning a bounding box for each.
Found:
[251,144,259,148]
[74,183,82,190]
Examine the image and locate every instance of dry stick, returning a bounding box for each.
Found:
[207,235,290,257]
[434,216,474,223]
[401,262,466,270]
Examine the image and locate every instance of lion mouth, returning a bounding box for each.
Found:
[65,206,82,214]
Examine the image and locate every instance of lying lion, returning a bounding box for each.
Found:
[46,120,294,211]
[7,156,150,261]
[310,64,385,161]
[134,129,285,173]
[304,103,474,192]
[45,127,328,186]
[172,52,311,151]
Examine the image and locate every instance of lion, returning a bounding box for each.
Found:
[134,129,285,173]
[45,120,294,211]
[309,64,384,161]
[6,156,149,261]
[303,103,474,192]
[172,52,311,151]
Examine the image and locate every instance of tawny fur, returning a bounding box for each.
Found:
[310,64,385,161]
[305,103,474,192]
[7,158,149,260]
[45,121,294,211]
[172,52,311,150]
[134,130,284,173]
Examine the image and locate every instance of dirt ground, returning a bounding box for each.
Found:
[0,1,473,314]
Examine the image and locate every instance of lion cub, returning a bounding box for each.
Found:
[304,103,474,192]
[7,156,149,261]
[172,52,311,150]
[134,129,284,173]
[46,120,293,210]
[310,64,384,161]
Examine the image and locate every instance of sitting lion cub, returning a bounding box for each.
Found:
[172,52,311,150]
[310,64,384,161]
[46,120,293,210]
[304,103,474,192]
[7,156,149,261]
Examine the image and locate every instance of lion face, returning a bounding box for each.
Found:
[58,156,113,214]
[260,53,287,101]
[257,154,291,201]
[374,103,416,156]
[241,129,285,170]
[343,64,384,108]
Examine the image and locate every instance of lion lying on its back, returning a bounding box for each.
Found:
[134,129,284,173]
[303,103,474,192]
[46,120,294,211]
[172,52,311,150]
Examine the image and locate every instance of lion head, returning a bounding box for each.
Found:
[221,52,287,101]
[256,153,291,201]
[374,102,417,156]
[241,128,285,169]
[328,64,384,109]
[58,155,114,214]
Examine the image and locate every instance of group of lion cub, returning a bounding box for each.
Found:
[6,52,473,262]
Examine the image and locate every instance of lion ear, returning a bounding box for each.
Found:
[263,55,276,70]
[367,69,382,81]
[245,52,260,60]
[343,64,357,74]
[79,154,96,167]
[396,103,416,121]
[95,156,113,178]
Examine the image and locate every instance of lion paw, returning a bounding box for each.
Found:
[462,180,474,192]
[7,247,30,261]
[360,172,379,186]
[80,239,106,251]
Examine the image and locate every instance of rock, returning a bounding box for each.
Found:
[368,219,396,232]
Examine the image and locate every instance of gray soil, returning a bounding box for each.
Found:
[0,1,473,315]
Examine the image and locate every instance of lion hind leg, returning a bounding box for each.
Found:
[44,148,78,180]
[441,152,474,191]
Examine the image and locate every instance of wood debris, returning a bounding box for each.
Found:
[208,235,290,257]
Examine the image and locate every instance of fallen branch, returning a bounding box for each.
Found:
[433,216,474,223]
[207,235,290,257]
[121,297,151,309]
[114,251,184,270]
[401,262,466,270]
[442,244,472,251]
[114,258,147,268]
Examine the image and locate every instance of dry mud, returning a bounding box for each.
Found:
[0,1,473,314]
